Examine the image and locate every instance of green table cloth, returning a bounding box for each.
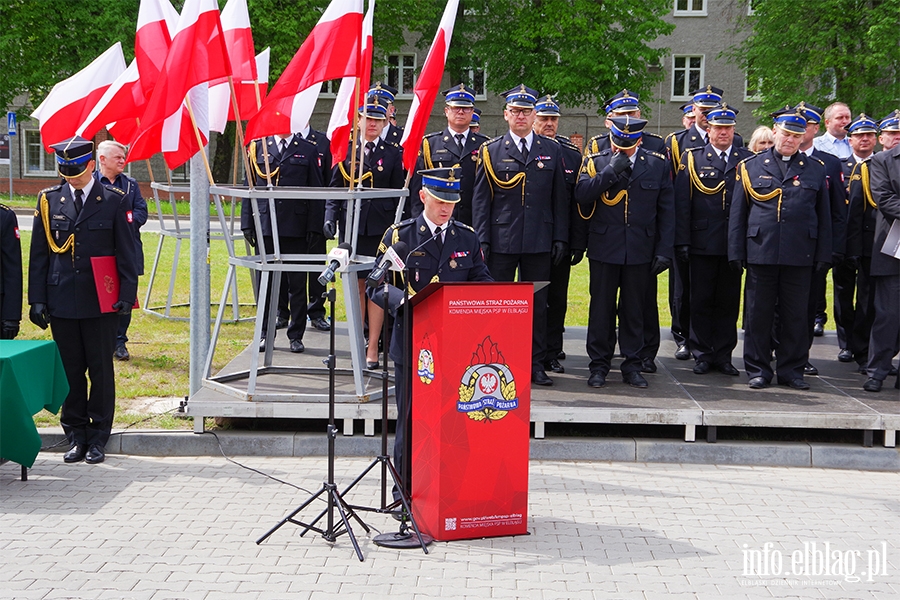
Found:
[1,340,69,468]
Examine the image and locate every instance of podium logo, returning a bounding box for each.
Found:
[417,349,435,384]
[457,336,519,422]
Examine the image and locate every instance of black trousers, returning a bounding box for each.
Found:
[669,257,690,347]
[488,252,551,370]
[116,311,131,346]
[833,260,857,348]
[306,232,328,320]
[587,260,649,376]
[545,254,571,361]
[52,314,118,447]
[850,257,874,365]
[638,274,660,361]
[260,236,309,342]
[689,254,742,365]
[744,264,812,382]
[807,268,830,349]
[866,274,900,381]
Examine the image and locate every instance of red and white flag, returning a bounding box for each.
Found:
[31,43,127,150]
[134,0,180,94]
[244,0,363,141]
[76,59,147,144]
[327,0,374,165]
[208,0,259,132]
[128,0,231,168]
[211,48,270,132]
[400,0,460,172]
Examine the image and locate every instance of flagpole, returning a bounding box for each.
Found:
[183,95,217,186]
[226,75,258,190]
[348,78,361,191]
[252,80,275,188]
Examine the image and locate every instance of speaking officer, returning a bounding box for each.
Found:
[675,104,752,375]
[472,84,569,386]
[728,110,832,390]
[859,114,900,392]
[533,95,582,374]
[370,166,492,498]
[575,116,674,389]
[29,136,137,464]
[242,131,324,354]
[584,90,666,156]
[409,84,488,227]
[0,202,22,339]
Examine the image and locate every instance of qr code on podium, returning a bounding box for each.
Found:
[445,517,457,531]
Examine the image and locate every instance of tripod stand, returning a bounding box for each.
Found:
[255,287,371,561]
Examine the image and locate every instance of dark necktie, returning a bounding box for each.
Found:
[74,188,83,215]
[455,133,465,153]
[365,141,375,156]
[434,226,443,252]
[519,139,528,161]
[719,151,728,169]
[280,139,288,156]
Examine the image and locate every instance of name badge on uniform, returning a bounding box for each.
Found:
[52,214,66,220]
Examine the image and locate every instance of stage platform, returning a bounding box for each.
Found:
[186,325,899,447]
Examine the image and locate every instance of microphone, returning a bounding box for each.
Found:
[317,242,352,286]
[366,241,409,289]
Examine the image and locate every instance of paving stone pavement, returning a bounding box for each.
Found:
[2,455,899,600]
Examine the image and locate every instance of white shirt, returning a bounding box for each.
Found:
[812,132,852,160]
[509,131,534,154]
[70,178,94,201]
[422,214,448,242]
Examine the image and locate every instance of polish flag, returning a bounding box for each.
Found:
[76,59,147,144]
[244,0,363,141]
[134,0,180,94]
[31,43,127,150]
[327,0,374,165]
[208,0,259,132]
[400,0,460,172]
[128,0,231,168]
[210,49,270,132]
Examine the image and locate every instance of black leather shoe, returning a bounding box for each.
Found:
[837,348,853,362]
[587,372,606,388]
[258,337,268,352]
[275,316,289,330]
[748,376,768,389]
[640,357,657,373]
[63,444,86,463]
[693,361,711,375]
[557,351,566,360]
[857,366,868,375]
[804,362,819,376]
[863,378,883,392]
[114,345,130,361]
[674,344,690,360]
[366,360,379,370]
[289,339,305,353]
[532,369,553,386]
[780,378,810,390]
[813,322,824,337]
[544,358,565,374]
[623,371,648,388]
[309,316,331,331]
[84,444,105,464]
[716,362,740,376]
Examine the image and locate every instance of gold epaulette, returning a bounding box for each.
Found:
[644,150,667,161]
[644,131,663,140]
[39,183,63,195]
[104,185,125,195]
[0,203,10,211]
[810,156,825,167]
[452,220,476,233]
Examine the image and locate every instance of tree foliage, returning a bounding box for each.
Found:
[728,0,900,118]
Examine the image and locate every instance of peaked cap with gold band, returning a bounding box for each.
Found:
[51,136,94,178]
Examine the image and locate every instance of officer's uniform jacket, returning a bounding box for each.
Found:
[867,144,900,277]
[728,148,832,267]
[574,147,675,265]
[0,203,22,322]
[305,128,333,186]
[95,171,147,275]
[811,148,848,256]
[29,181,137,319]
[586,131,666,156]
[472,132,569,254]
[675,144,754,255]
[846,158,877,260]
[327,139,405,236]
[666,125,744,174]
[381,122,404,147]
[409,128,489,226]
[242,135,325,238]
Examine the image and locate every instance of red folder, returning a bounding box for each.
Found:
[91,256,119,313]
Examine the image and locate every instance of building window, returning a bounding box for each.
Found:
[320,79,341,97]
[24,130,56,175]
[385,54,416,96]
[747,0,755,15]
[744,71,763,102]
[674,0,707,16]
[672,55,704,100]
[466,67,487,100]
[171,161,190,182]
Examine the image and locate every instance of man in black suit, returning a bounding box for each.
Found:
[574,116,674,389]
[0,202,22,339]
[674,104,752,375]
[28,136,137,464]
[409,84,488,227]
[472,84,569,386]
[242,131,324,353]
[728,110,832,390]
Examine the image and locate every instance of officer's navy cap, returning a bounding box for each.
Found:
[679,102,695,116]
[535,95,561,116]
[502,84,539,108]
[51,136,94,177]
[605,89,640,114]
[773,109,807,134]
[706,103,738,127]
[471,107,482,123]
[878,109,900,132]
[792,102,824,124]
[368,82,397,104]
[608,115,647,149]
[846,113,878,135]
[359,97,388,120]
[690,85,724,108]
[419,166,461,202]
[443,84,476,107]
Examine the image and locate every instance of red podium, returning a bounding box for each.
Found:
[409,281,533,541]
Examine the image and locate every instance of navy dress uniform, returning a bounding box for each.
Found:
[409,84,488,227]
[242,133,325,351]
[369,167,492,497]
[472,85,569,385]
[0,203,22,339]
[728,111,832,389]
[369,82,404,147]
[28,137,137,463]
[574,116,675,388]
[584,90,666,156]
[861,130,900,392]
[675,104,753,373]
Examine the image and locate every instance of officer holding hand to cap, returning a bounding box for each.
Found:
[584,89,666,156]
[472,84,569,386]
[575,115,674,389]
[29,136,137,464]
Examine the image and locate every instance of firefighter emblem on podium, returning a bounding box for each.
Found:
[456,336,519,422]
